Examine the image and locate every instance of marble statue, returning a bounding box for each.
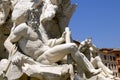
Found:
[0,0,119,80]
[3,7,102,79]
[79,38,120,80]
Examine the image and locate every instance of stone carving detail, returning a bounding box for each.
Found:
[0,0,119,80]
[78,38,120,80]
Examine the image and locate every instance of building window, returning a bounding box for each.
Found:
[116,54,119,57]
[118,68,120,73]
[108,64,111,69]
[104,55,107,60]
[105,63,107,66]
[118,60,120,65]
[113,56,115,61]
[116,73,118,77]
[111,64,113,69]
[110,56,112,61]
[113,64,116,69]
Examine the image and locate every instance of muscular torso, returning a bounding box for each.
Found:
[16,23,50,59]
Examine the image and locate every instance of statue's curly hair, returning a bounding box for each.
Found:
[26,8,40,31]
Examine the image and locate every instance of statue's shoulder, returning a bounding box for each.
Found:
[17,23,28,27]
[13,23,28,35]
[16,23,28,29]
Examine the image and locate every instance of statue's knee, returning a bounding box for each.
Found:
[69,43,78,52]
[95,56,101,62]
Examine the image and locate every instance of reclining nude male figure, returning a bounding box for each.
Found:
[4,9,101,79]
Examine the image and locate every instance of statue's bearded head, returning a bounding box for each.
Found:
[26,8,40,31]
[0,0,11,25]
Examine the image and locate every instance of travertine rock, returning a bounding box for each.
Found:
[12,0,41,25]
[0,0,13,59]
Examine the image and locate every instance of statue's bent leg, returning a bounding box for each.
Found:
[70,50,101,78]
[92,56,114,78]
[36,43,77,65]
[36,43,101,78]
[95,56,113,74]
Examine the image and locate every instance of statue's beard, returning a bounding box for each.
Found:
[27,8,40,31]
[27,21,40,31]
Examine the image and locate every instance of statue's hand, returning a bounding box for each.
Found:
[61,31,66,39]
[10,44,21,65]
[12,55,22,65]
[11,45,25,65]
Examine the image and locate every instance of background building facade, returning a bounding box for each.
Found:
[99,48,120,77]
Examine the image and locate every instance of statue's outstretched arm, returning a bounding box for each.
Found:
[46,28,71,47]
[45,32,66,47]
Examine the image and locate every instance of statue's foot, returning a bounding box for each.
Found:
[106,74,115,79]
[85,68,101,78]
[90,68,102,76]
[106,69,113,75]
[114,77,120,80]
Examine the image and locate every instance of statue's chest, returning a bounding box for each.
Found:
[27,29,40,40]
